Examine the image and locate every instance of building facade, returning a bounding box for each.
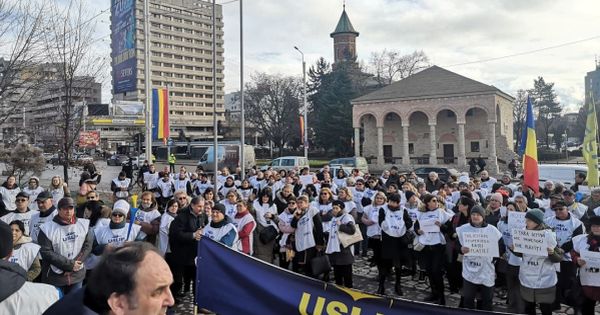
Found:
[112,0,225,139]
[352,66,515,174]
[584,60,600,106]
[330,5,359,64]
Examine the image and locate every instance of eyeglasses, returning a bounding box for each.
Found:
[178,197,187,200]
[16,199,28,202]
[112,213,124,217]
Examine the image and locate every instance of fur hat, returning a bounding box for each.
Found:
[112,200,130,216]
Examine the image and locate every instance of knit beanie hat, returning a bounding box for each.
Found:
[470,205,485,217]
[112,200,130,216]
[332,200,345,209]
[525,209,545,225]
[405,191,416,201]
[213,203,226,214]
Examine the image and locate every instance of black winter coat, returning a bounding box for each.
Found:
[169,207,208,266]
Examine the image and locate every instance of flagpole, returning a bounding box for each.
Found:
[143,0,152,164]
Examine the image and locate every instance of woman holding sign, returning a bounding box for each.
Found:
[497,201,527,314]
[414,194,454,305]
[456,205,502,311]
[512,208,562,315]
[571,215,600,315]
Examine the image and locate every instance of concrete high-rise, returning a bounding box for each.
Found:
[111,0,225,139]
[584,59,600,106]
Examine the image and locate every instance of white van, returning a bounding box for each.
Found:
[260,156,309,171]
[538,164,587,186]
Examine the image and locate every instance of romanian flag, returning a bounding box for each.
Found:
[152,88,170,142]
[582,94,599,186]
[522,96,539,194]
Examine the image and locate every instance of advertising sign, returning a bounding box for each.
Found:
[111,0,137,94]
[78,131,100,148]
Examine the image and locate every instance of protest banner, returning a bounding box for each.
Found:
[512,229,547,256]
[508,212,526,231]
[462,231,500,257]
[580,250,600,286]
[196,238,495,315]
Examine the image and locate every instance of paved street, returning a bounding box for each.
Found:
[175,255,588,315]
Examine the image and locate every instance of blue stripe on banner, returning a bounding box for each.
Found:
[151,88,159,140]
[196,238,500,315]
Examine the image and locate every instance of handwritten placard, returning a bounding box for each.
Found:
[508,212,526,231]
[420,219,440,233]
[512,229,547,256]
[300,175,314,186]
[462,231,500,257]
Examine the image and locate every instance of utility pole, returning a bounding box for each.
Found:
[143,0,153,164]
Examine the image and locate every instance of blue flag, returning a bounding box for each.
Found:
[196,238,496,315]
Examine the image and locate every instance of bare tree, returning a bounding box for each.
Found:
[244,73,302,155]
[512,89,527,152]
[0,0,45,126]
[368,49,430,85]
[43,0,107,183]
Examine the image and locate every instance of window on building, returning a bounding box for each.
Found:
[408,143,414,154]
[470,141,480,152]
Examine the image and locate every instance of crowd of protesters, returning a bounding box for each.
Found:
[1,160,600,315]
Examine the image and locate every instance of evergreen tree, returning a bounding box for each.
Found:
[528,77,561,147]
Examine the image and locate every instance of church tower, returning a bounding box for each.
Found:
[330,4,359,64]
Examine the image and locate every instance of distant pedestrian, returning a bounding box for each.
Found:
[468,159,478,176]
[168,153,176,173]
[477,156,486,174]
[508,159,519,178]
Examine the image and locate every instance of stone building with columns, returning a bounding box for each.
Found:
[352,65,515,174]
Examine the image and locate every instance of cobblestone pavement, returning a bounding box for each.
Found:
[173,254,595,315]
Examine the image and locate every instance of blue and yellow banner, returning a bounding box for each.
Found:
[196,238,495,315]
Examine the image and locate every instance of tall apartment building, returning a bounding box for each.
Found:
[111,0,225,140]
[584,59,600,106]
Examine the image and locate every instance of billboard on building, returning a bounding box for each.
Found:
[79,131,100,148]
[87,104,109,116]
[111,0,137,94]
[113,100,144,116]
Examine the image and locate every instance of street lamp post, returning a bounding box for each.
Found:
[294,46,308,159]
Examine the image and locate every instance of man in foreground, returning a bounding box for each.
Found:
[43,241,175,315]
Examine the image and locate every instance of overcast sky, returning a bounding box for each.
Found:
[88,0,600,113]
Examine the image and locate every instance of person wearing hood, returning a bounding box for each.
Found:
[456,205,502,311]
[38,197,94,295]
[0,221,60,314]
[48,176,70,208]
[377,193,413,295]
[8,220,41,281]
[23,177,44,211]
[512,208,562,315]
[571,215,600,315]
[135,191,162,245]
[1,191,37,236]
[0,175,20,215]
[30,191,58,244]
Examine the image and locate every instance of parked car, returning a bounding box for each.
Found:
[327,157,369,174]
[107,154,129,166]
[260,156,309,172]
[42,153,54,163]
[413,167,460,183]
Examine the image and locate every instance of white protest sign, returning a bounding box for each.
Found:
[508,212,526,231]
[463,231,500,257]
[420,219,440,233]
[300,175,313,186]
[578,186,590,195]
[580,250,600,286]
[581,250,600,266]
[512,229,547,256]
